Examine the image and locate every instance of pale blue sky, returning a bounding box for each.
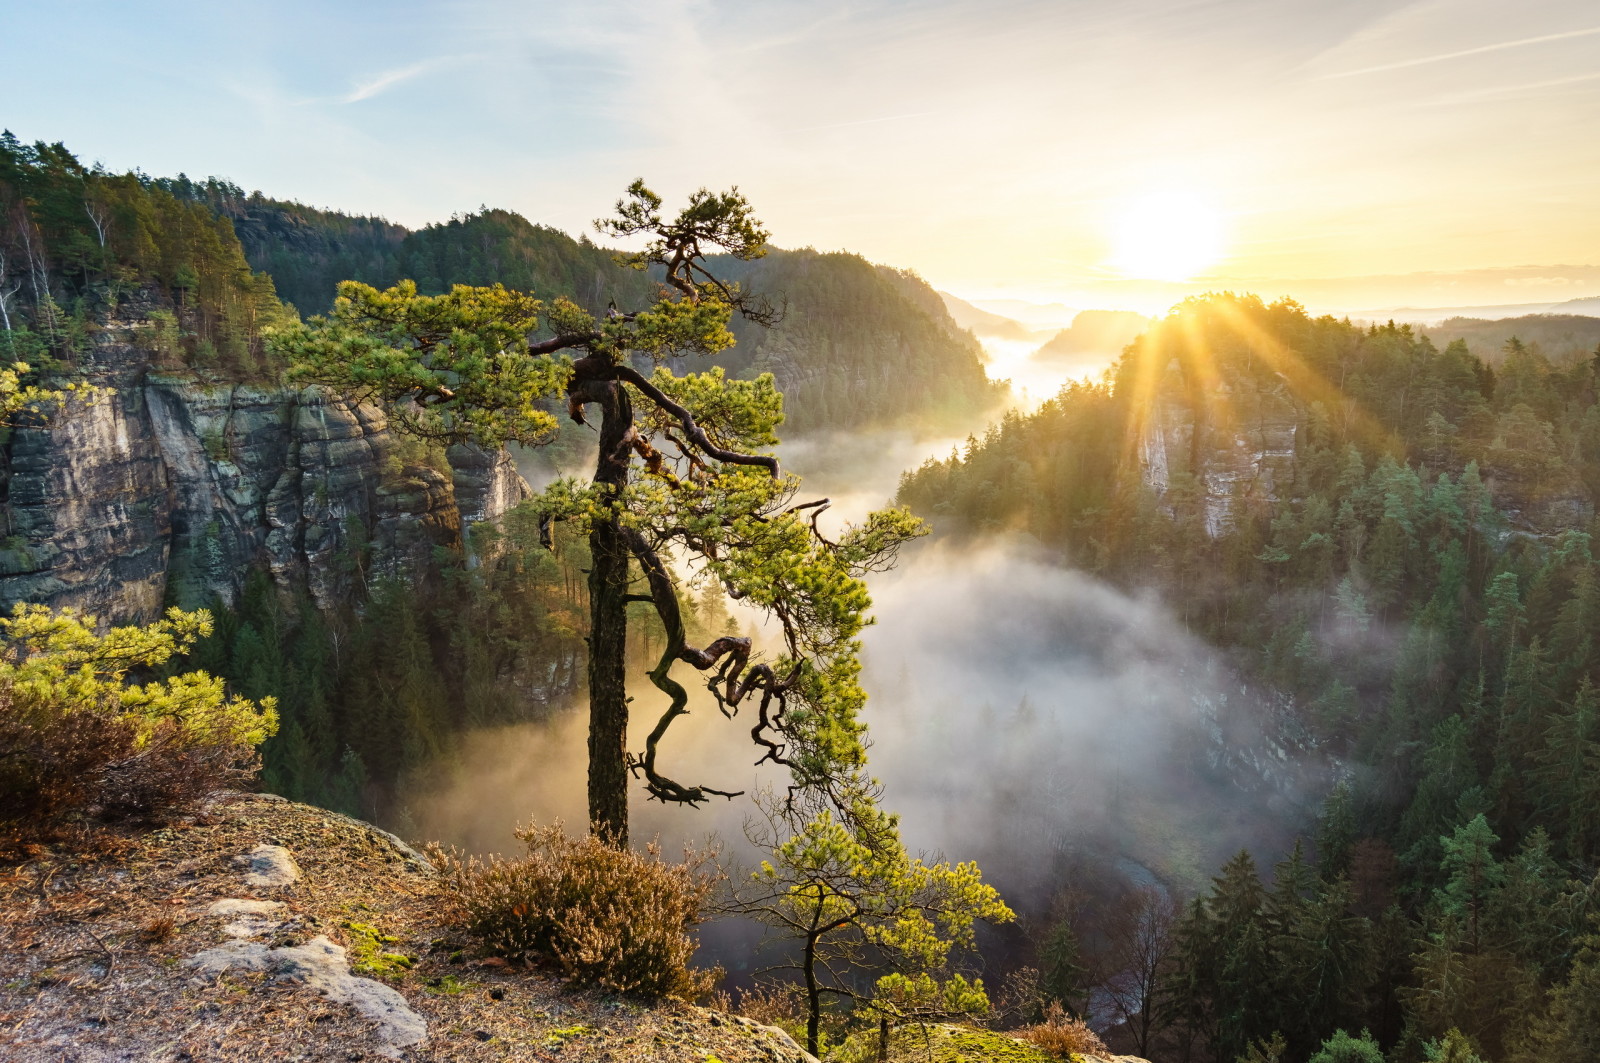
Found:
[4,0,1598,310]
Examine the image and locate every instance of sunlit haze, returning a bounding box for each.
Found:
[1109,188,1228,283]
[5,0,1598,315]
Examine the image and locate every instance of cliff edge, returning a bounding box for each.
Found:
[0,793,816,1062]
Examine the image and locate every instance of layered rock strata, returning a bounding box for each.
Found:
[0,303,528,621]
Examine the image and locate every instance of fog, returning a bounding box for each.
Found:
[415,417,1313,921]
[412,335,1316,985]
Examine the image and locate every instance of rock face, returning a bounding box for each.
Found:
[0,301,529,621]
[1138,359,1300,537]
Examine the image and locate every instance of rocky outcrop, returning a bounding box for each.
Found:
[1138,360,1299,537]
[0,793,819,1063]
[0,301,530,621]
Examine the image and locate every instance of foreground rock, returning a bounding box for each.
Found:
[0,793,816,1062]
[186,936,427,1058]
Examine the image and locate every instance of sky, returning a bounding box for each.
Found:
[4,0,1598,315]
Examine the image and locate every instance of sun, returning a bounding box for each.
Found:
[1108,189,1227,282]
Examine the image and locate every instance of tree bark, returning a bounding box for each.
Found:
[579,361,634,848]
[805,932,822,1057]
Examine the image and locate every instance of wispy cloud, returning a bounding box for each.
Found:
[1318,23,1600,79]
[344,56,459,103]
[1420,68,1600,106]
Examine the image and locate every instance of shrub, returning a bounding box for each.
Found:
[714,980,806,1029]
[0,604,277,848]
[1018,1002,1109,1058]
[430,821,720,998]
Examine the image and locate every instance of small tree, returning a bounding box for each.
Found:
[732,791,1013,1057]
[277,182,922,848]
[1096,883,1178,1057]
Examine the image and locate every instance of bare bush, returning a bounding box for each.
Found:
[429,822,721,999]
[0,683,257,849]
[1019,1002,1111,1058]
[712,980,807,1029]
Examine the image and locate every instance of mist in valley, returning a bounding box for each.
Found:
[414,393,1317,982]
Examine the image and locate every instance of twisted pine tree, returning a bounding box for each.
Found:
[274,181,922,847]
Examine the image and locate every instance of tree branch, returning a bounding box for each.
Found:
[601,363,780,476]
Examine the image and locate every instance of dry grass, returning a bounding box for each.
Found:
[139,912,177,944]
[1018,1002,1111,1058]
[714,981,806,1030]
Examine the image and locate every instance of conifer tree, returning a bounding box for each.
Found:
[276,182,922,846]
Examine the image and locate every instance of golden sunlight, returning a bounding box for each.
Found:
[1108,189,1227,282]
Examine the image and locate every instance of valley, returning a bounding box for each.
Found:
[3,130,1599,1063]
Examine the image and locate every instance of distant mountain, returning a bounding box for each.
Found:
[1346,295,1600,326]
[1033,309,1153,361]
[938,291,1038,341]
[965,297,1079,333]
[1550,294,1600,316]
[1423,313,1600,365]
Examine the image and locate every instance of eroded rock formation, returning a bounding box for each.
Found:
[0,301,528,621]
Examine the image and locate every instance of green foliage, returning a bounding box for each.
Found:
[1307,1029,1386,1063]
[833,1023,1056,1063]
[0,132,295,378]
[0,603,277,844]
[275,280,568,447]
[0,360,96,422]
[1237,1032,1288,1063]
[192,536,585,818]
[1423,1028,1485,1063]
[735,793,1012,1056]
[428,821,720,999]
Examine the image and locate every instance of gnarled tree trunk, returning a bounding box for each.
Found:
[576,361,634,848]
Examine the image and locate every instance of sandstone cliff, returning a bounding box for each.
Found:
[0,299,529,622]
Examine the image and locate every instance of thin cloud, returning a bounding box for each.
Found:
[344,57,459,103]
[1318,24,1600,79]
[1419,68,1600,106]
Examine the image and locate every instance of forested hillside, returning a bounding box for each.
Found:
[714,248,1004,432]
[0,134,293,376]
[0,134,995,829]
[153,174,408,316]
[898,293,1600,1062]
[159,176,999,434]
[1422,313,1600,369]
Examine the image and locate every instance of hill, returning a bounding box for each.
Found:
[1422,312,1600,366]
[898,292,1600,1061]
[712,249,1004,433]
[938,291,1039,341]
